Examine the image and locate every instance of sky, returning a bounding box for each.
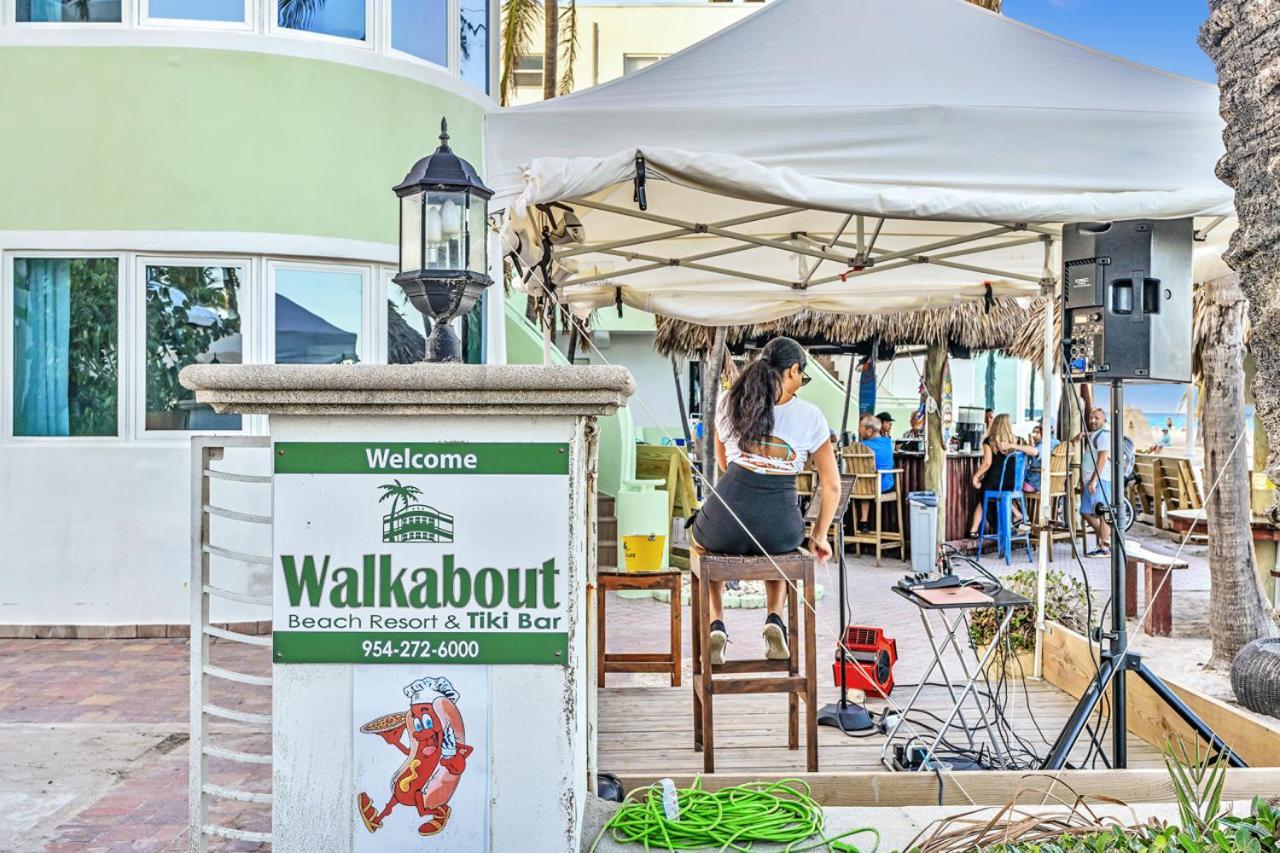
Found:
[1006,0,1215,412]
[1000,0,1214,83]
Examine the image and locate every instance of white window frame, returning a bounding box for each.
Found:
[266,0,376,50]
[622,53,668,76]
[10,0,133,26]
[139,0,255,31]
[2,250,128,445]
[384,0,452,74]
[266,259,374,365]
[131,254,255,439]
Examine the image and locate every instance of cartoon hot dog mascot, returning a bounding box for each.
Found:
[357,676,473,838]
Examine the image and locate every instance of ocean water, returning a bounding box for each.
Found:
[1144,410,1256,438]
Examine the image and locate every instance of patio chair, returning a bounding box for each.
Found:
[841,444,904,566]
[1026,442,1074,554]
[977,452,1034,564]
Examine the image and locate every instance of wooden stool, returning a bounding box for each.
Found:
[597,570,682,687]
[1123,544,1189,637]
[690,549,817,773]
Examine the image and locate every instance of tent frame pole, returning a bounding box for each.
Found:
[1034,237,1057,680]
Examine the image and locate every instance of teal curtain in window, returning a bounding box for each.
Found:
[14,259,71,436]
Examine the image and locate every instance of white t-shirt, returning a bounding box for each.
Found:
[715,394,831,475]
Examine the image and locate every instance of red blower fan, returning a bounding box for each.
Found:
[832,626,897,698]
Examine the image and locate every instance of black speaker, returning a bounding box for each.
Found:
[1061,219,1193,384]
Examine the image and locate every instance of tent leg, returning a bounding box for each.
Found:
[1034,252,1057,680]
[700,327,728,492]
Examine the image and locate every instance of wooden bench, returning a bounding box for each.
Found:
[1123,543,1189,637]
[690,549,818,772]
[597,570,682,687]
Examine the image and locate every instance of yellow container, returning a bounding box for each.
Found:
[616,478,670,572]
[623,533,668,572]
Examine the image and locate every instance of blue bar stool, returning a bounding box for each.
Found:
[976,453,1035,564]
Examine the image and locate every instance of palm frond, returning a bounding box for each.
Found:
[278,0,327,29]
[558,0,579,96]
[499,0,541,106]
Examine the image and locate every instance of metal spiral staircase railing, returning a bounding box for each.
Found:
[189,436,274,850]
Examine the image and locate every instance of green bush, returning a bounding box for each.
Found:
[967,568,1091,653]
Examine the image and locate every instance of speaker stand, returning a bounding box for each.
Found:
[1041,381,1243,769]
[818,515,874,733]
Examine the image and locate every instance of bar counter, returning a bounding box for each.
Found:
[895,450,984,545]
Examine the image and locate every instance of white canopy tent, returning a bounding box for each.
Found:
[484,0,1233,678]
[488,0,1232,324]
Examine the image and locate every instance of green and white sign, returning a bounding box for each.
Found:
[272,442,571,665]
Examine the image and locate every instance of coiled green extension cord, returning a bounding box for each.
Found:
[586,777,879,852]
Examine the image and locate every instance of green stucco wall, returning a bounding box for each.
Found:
[0,47,484,243]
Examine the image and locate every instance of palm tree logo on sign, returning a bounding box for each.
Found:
[379,480,455,544]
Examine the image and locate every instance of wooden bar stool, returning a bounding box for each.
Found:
[842,444,904,565]
[597,570,682,687]
[690,549,817,773]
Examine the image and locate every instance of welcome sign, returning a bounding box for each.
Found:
[272,442,570,665]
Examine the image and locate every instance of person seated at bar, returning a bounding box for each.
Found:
[903,412,925,440]
[875,411,895,439]
[853,413,896,533]
[1023,424,1060,494]
[967,413,1038,538]
[692,337,841,665]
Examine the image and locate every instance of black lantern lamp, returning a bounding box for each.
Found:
[393,118,494,362]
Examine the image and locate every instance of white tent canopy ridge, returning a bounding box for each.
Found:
[488,0,1232,326]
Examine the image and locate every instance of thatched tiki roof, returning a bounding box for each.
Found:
[653,297,1050,358]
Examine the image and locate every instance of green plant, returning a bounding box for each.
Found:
[968,568,1090,652]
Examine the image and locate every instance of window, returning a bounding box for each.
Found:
[391,0,447,66]
[278,0,365,41]
[143,263,244,431]
[273,266,363,364]
[17,0,123,22]
[147,0,245,23]
[12,257,119,437]
[513,55,543,89]
[623,54,667,76]
[459,0,490,93]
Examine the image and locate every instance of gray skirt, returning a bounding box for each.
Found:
[692,462,805,556]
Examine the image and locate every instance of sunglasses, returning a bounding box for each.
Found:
[799,365,812,386]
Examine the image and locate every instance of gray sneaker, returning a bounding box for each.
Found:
[709,620,728,666]
[762,613,790,660]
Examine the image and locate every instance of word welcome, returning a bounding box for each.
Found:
[364,447,479,471]
[281,554,560,610]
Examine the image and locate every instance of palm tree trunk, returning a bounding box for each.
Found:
[1201,3,1280,524]
[925,342,948,544]
[543,0,559,102]
[1200,274,1277,665]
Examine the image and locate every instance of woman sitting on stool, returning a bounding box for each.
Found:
[967,413,1038,538]
[692,337,841,665]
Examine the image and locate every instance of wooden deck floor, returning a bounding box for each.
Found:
[598,679,1164,776]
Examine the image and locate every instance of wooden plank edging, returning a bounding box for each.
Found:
[613,768,1280,807]
[1041,622,1280,766]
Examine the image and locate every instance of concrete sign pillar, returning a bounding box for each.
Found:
[183,364,633,853]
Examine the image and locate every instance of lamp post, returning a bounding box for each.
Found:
[393,118,494,362]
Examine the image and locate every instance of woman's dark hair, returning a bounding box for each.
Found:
[724,336,807,447]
